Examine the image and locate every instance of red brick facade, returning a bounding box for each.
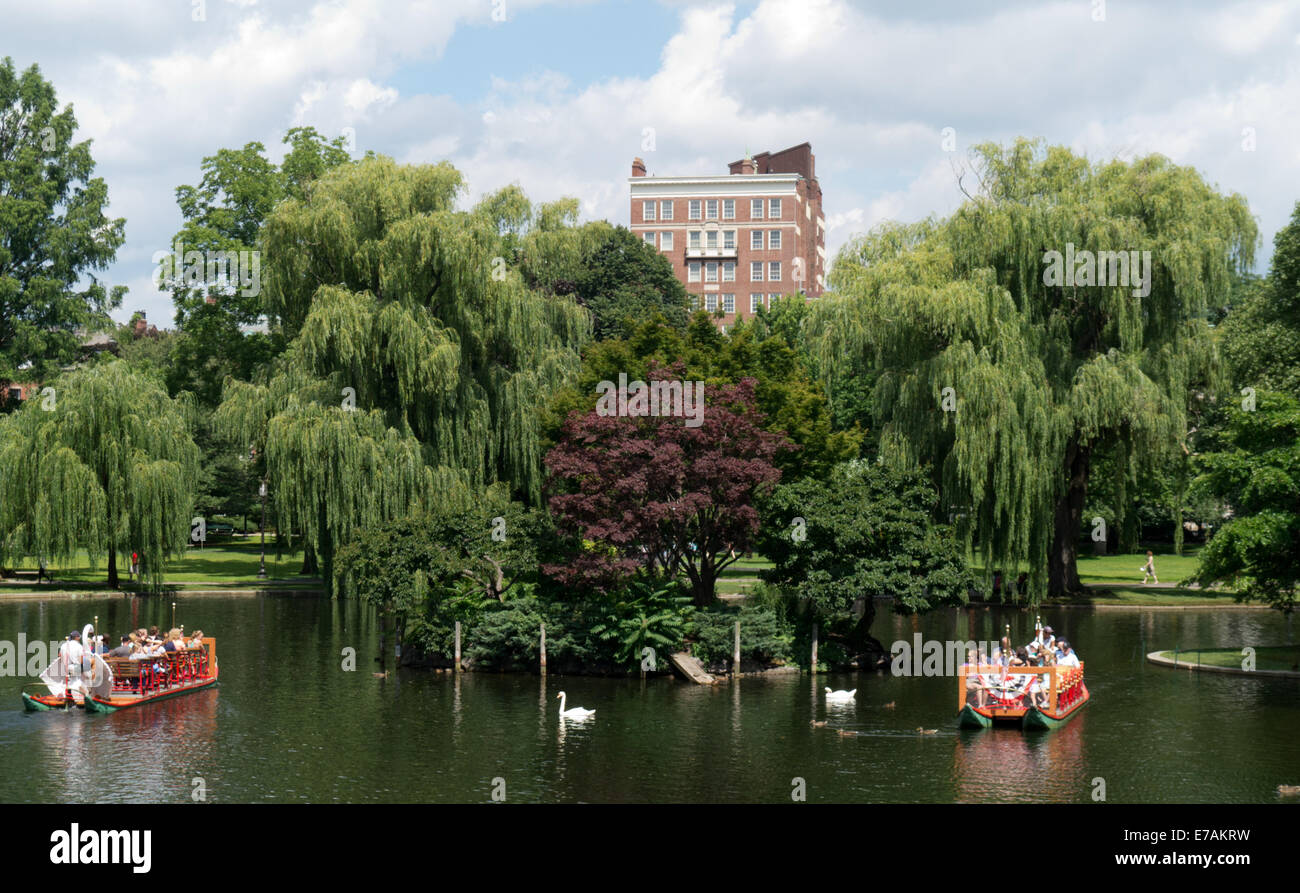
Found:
[629,142,826,326]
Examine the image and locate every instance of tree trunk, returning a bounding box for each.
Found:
[301,544,319,576]
[107,549,119,589]
[1048,439,1090,597]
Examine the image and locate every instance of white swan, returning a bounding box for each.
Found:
[557,691,596,719]
[825,687,857,701]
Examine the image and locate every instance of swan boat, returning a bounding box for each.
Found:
[957,663,1088,730]
[22,639,219,713]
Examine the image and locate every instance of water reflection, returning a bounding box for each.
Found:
[952,716,1089,802]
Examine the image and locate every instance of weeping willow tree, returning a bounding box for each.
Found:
[807,140,1256,598]
[216,156,590,592]
[0,361,199,589]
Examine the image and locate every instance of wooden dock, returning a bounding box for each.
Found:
[669,652,716,684]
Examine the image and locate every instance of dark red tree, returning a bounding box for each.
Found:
[544,371,792,606]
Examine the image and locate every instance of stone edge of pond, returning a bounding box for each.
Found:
[1146,650,1300,678]
[0,588,325,601]
[1047,602,1268,610]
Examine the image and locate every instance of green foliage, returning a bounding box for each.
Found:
[0,58,125,385]
[1186,391,1300,612]
[688,600,795,666]
[0,361,199,588]
[1223,200,1300,396]
[590,579,694,669]
[807,140,1257,596]
[757,460,972,654]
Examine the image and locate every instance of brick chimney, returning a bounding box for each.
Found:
[631,157,647,177]
[739,154,756,175]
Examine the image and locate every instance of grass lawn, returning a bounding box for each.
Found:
[3,540,311,585]
[971,546,1206,586]
[1067,587,1240,607]
[1154,646,1300,672]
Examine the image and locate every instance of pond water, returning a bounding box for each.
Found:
[1,595,1296,803]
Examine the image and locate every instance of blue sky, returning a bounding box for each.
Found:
[4,0,1299,326]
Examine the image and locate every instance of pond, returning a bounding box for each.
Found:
[1,595,1296,803]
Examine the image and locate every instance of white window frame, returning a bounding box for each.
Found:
[768,230,782,250]
[751,198,764,219]
[723,230,736,250]
[642,232,656,247]
[723,199,735,220]
[660,200,673,221]
[705,230,719,249]
[705,294,718,312]
[689,230,701,249]
[769,198,781,218]
[660,231,673,251]
[751,293,764,313]
[705,261,719,283]
[751,262,764,282]
[643,201,656,222]
[769,261,781,281]
[706,199,719,220]
[751,230,764,250]
[688,262,702,283]
[722,262,735,282]
[689,200,702,221]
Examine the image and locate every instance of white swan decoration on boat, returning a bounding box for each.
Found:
[824,687,857,701]
[557,691,596,719]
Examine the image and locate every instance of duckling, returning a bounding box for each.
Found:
[882,701,896,709]
[1279,784,1300,796]
[810,720,827,728]
[916,727,938,735]
[373,671,388,678]
[836,729,859,737]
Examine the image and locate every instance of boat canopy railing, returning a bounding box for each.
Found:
[958,663,1085,714]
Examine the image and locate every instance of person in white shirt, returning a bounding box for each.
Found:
[1058,640,1081,667]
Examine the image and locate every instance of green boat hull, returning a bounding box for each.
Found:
[959,704,993,729]
[1023,686,1089,730]
[83,676,218,713]
[21,692,81,712]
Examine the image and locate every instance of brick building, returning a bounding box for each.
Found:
[628,142,826,325]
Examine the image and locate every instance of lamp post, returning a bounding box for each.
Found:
[257,480,268,580]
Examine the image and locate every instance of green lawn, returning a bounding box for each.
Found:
[3,540,312,585]
[1069,587,1239,606]
[971,546,1206,586]
[1155,646,1300,672]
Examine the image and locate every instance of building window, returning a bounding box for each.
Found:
[660,200,673,220]
[751,262,764,282]
[723,230,736,250]
[688,262,702,283]
[660,231,673,251]
[643,201,656,222]
[769,230,782,249]
[705,262,718,283]
[723,199,735,220]
[643,232,656,247]
[769,198,781,218]
[751,293,765,313]
[689,230,701,249]
[722,294,735,314]
[689,294,700,311]
[689,200,702,221]
[769,261,781,281]
[722,262,735,282]
[705,230,718,249]
[751,198,764,219]
[751,230,763,250]
[705,294,718,312]
[706,199,719,220]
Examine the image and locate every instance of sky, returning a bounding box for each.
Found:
[5,0,1300,326]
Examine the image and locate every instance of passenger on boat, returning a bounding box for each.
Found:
[1028,669,1050,708]
[58,632,84,678]
[1010,647,1029,667]
[161,628,184,652]
[964,649,988,707]
[1058,641,1080,667]
[186,630,205,649]
[107,636,132,658]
